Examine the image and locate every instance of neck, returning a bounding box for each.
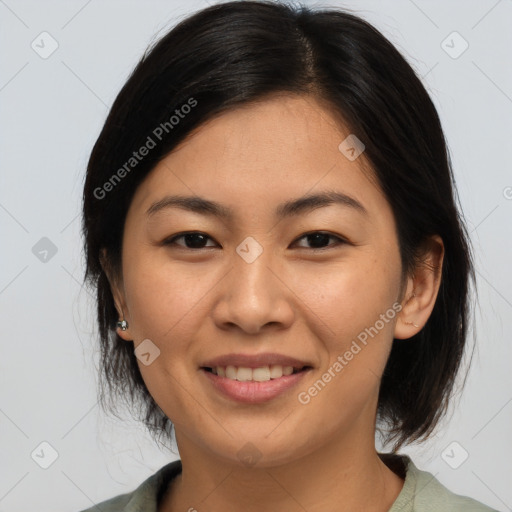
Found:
[160,427,404,512]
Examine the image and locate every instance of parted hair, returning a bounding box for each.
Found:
[82,0,475,451]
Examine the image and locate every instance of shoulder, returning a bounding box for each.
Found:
[389,454,499,512]
[411,461,498,512]
[77,459,182,512]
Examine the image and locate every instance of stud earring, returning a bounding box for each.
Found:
[117,320,128,331]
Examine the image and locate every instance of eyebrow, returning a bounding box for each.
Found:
[146,190,368,220]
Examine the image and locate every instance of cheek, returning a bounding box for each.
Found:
[291,253,400,342]
[296,268,399,421]
[123,251,215,340]
[122,260,209,418]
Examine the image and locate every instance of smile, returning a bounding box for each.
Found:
[200,365,312,404]
[202,364,308,381]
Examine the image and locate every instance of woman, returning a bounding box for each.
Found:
[80,1,498,510]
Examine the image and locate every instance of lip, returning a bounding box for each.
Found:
[200,367,311,404]
[200,352,312,370]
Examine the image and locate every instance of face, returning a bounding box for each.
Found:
[112,94,410,467]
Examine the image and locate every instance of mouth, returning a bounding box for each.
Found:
[200,364,313,404]
[201,364,312,381]
[198,353,314,403]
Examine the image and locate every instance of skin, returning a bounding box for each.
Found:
[105,93,444,512]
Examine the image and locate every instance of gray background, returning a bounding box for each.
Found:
[1,0,511,510]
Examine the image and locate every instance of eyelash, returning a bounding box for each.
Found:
[162,231,347,251]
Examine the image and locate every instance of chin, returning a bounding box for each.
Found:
[206,433,317,469]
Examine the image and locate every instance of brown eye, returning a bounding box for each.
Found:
[293,231,346,250]
[164,232,218,249]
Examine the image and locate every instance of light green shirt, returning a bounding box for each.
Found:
[79,454,498,511]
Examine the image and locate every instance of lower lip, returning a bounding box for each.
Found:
[200,368,310,404]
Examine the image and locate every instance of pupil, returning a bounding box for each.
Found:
[308,233,329,248]
[185,233,207,248]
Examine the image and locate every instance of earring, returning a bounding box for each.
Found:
[117,320,128,331]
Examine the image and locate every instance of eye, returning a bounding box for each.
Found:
[163,230,347,251]
[163,231,218,249]
[292,231,347,251]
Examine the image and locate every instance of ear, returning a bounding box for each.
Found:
[99,248,132,341]
[394,235,444,339]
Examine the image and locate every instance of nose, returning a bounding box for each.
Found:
[211,246,295,335]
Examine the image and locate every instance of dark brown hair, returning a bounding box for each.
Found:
[82,0,475,452]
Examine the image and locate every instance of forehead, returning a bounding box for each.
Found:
[129,94,388,224]
[172,93,355,166]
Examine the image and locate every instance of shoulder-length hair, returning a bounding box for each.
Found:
[82,0,475,452]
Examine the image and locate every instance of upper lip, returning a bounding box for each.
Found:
[201,353,312,369]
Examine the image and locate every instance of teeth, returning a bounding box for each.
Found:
[212,364,298,381]
[236,367,252,381]
[253,367,271,381]
[283,365,294,376]
[225,365,237,379]
[269,364,282,379]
